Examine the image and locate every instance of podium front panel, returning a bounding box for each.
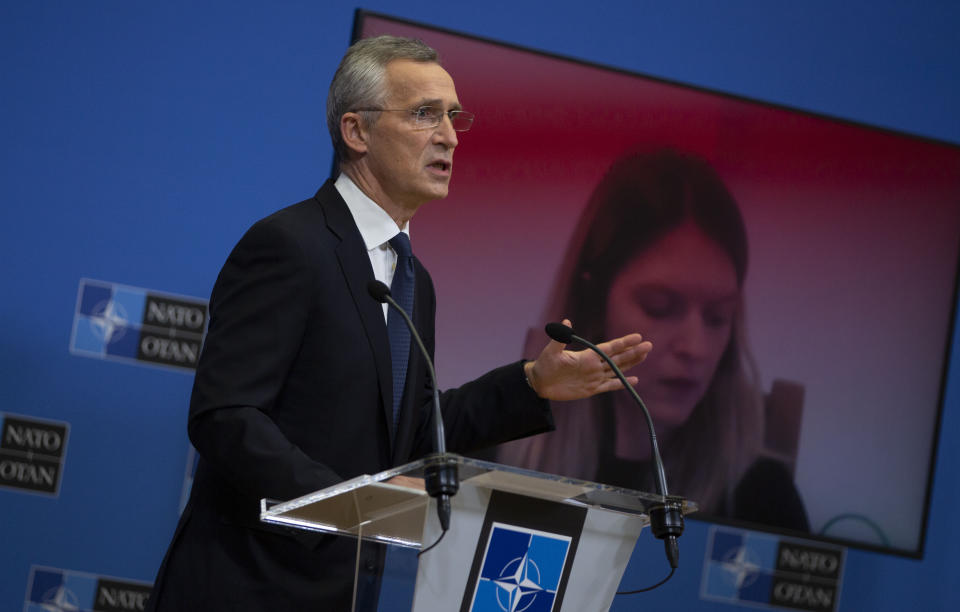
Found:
[259,455,696,612]
[412,482,644,612]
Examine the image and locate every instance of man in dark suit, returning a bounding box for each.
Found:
[146,35,651,611]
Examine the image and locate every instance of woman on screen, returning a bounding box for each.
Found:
[498,148,808,531]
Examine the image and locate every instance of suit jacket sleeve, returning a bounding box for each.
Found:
[188,219,342,502]
[403,264,555,460]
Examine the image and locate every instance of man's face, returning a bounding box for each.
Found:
[362,59,460,213]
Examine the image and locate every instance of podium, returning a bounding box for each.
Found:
[260,454,695,611]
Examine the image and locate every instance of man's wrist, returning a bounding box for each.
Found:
[523,361,540,396]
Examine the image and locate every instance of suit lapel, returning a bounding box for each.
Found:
[315,181,395,455]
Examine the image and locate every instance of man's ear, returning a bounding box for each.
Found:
[340,112,369,157]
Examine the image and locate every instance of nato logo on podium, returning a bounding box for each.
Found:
[468,523,571,612]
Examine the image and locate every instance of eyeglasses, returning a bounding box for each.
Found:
[354,105,475,132]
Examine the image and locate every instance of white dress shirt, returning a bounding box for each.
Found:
[334,173,409,323]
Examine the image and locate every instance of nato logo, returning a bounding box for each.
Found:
[466,523,570,612]
[701,526,844,612]
[24,566,152,612]
[1,413,69,496]
[70,278,207,371]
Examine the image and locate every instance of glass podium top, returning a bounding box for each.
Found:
[260,453,696,548]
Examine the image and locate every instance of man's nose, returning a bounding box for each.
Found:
[433,113,459,148]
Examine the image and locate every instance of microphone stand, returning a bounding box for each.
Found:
[546,323,684,568]
[369,281,459,533]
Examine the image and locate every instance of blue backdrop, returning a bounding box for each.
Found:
[2,1,958,610]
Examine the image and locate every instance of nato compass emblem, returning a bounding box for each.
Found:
[701,526,778,606]
[25,567,89,612]
[38,585,81,612]
[469,524,570,612]
[492,551,546,611]
[71,279,144,362]
[717,541,763,591]
[88,298,130,345]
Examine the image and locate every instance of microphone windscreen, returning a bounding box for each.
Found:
[545,322,574,344]
[367,280,392,303]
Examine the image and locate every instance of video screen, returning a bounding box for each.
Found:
[356,11,960,557]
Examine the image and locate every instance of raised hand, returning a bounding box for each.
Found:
[523,319,652,401]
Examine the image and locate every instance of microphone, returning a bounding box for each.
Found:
[545,322,684,569]
[544,321,574,344]
[368,280,459,532]
[367,280,391,303]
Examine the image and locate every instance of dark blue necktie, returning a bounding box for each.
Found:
[387,232,415,431]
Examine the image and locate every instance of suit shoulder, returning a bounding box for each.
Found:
[236,193,340,254]
[250,183,349,245]
[256,197,326,236]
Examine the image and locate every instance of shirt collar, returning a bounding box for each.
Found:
[334,173,409,250]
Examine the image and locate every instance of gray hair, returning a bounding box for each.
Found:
[326,35,439,164]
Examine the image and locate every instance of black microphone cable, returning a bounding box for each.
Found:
[545,322,684,578]
[368,281,459,555]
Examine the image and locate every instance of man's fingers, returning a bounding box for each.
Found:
[599,333,647,356]
[595,374,639,394]
[605,340,653,372]
[545,336,566,353]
